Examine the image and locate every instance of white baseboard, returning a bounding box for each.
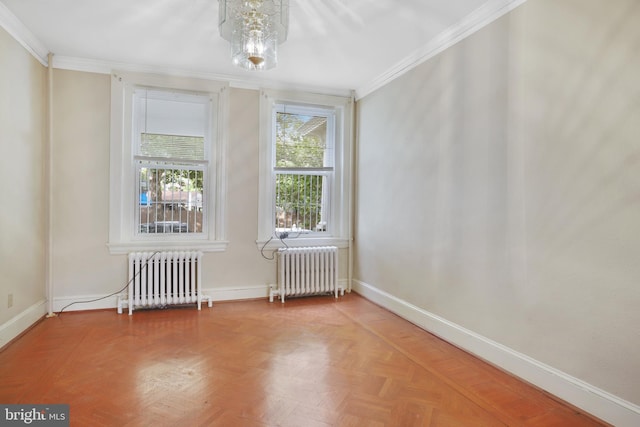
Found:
[351,279,640,427]
[0,300,47,349]
[52,279,351,313]
[206,284,270,301]
[51,284,273,314]
[53,294,121,313]
[203,279,350,302]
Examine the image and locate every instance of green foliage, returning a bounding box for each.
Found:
[275,174,324,230]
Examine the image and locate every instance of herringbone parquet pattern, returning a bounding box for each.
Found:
[0,294,607,426]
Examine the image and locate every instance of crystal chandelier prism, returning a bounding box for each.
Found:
[218,0,289,71]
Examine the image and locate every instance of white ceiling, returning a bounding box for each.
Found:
[1,0,523,97]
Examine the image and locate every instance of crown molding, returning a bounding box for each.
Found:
[52,55,353,98]
[0,1,48,66]
[52,55,239,81]
[355,0,528,100]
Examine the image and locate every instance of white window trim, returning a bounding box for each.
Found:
[257,89,353,250]
[108,71,229,254]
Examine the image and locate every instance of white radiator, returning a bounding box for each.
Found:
[117,251,212,315]
[270,246,343,303]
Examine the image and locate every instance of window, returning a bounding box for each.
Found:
[258,90,353,248]
[134,89,207,235]
[275,104,334,234]
[109,72,228,254]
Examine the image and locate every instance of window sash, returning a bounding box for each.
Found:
[274,167,333,173]
[274,171,331,234]
[274,104,335,170]
[136,160,207,236]
[271,104,335,236]
[133,88,211,161]
[132,88,211,238]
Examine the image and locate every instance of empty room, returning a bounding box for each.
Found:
[1,0,638,425]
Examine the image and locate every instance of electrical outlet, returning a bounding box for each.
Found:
[7,293,13,308]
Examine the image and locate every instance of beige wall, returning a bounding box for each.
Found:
[0,27,46,330]
[354,0,640,405]
[51,70,123,300]
[50,73,283,303]
[200,88,276,290]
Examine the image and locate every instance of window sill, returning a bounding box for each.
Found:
[256,237,350,251]
[108,240,229,255]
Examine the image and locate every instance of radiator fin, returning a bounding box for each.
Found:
[270,246,342,303]
[117,251,212,315]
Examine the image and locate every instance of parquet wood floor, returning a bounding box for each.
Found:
[0,294,607,426]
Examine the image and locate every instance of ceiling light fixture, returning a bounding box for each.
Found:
[218,0,289,71]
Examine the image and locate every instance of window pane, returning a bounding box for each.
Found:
[275,112,330,168]
[134,88,208,161]
[138,165,204,234]
[275,173,327,232]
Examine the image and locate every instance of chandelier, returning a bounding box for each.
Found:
[218,0,290,71]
